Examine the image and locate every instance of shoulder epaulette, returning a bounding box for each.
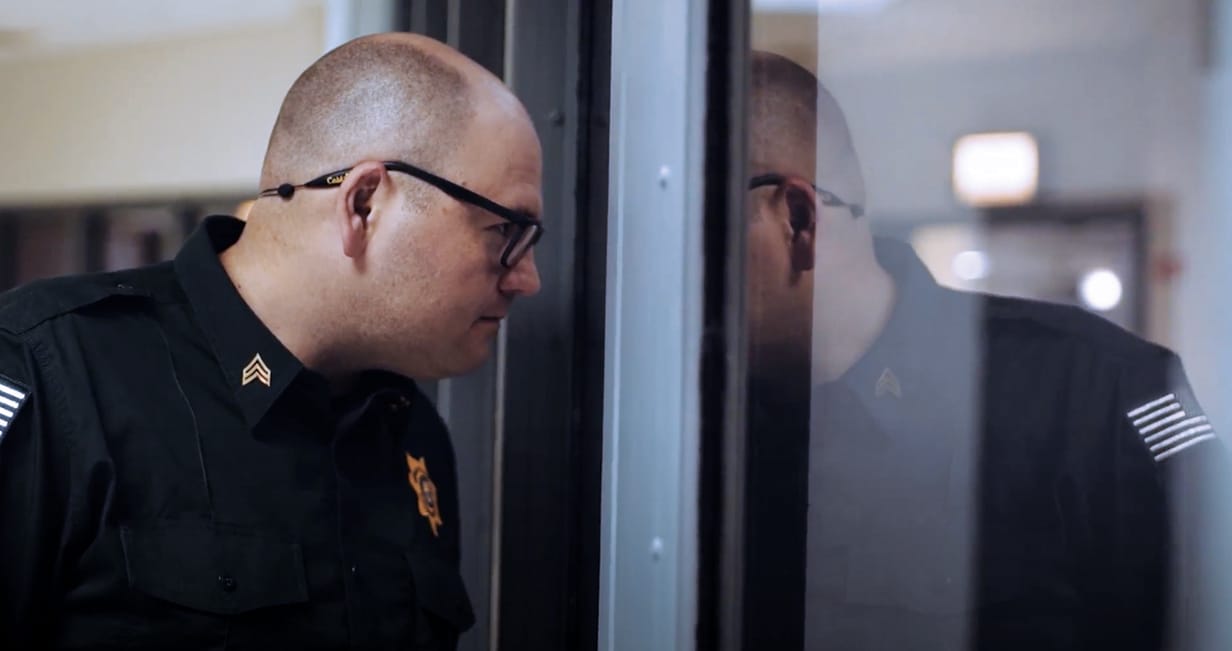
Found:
[0,266,171,336]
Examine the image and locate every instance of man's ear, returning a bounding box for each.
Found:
[782,180,816,272]
[335,161,389,259]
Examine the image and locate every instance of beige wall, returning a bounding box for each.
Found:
[0,5,325,206]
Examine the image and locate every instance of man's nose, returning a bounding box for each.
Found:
[499,251,541,297]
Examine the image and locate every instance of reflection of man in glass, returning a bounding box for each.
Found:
[743,51,1227,650]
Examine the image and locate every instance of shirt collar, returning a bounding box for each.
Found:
[174,216,311,428]
[817,238,986,512]
[833,237,983,408]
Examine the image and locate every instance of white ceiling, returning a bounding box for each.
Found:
[0,0,1187,68]
[753,0,899,12]
[754,0,1183,74]
[0,0,318,57]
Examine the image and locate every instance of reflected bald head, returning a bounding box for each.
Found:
[750,50,864,207]
[260,33,478,189]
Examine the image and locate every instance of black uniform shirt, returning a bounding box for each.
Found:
[0,216,474,650]
[745,238,1226,650]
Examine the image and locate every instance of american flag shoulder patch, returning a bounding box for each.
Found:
[0,374,30,444]
[1127,391,1217,462]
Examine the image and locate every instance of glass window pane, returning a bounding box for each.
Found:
[744,1,1232,648]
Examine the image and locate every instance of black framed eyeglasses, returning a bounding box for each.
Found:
[747,173,864,219]
[260,160,545,269]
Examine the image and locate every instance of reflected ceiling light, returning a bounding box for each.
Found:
[1079,268,1123,312]
[952,250,990,281]
[952,131,1039,207]
[753,0,899,13]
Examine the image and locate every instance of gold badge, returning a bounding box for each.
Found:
[875,367,902,399]
[405,454,443,537]
[242,354,271,387]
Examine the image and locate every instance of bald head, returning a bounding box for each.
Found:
[750,50,864,209]
[261,33,497,189]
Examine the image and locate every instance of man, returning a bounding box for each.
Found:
[742,51,1228,650]
[0,33,543,649]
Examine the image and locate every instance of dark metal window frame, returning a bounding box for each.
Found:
[698,2,751,650]
[405,2,608,650]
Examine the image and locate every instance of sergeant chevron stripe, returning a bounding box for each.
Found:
[0,375,30,442]
[242,354,272,387]
[1127,393,1216,462]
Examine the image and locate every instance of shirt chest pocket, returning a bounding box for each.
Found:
[120,519,309,616]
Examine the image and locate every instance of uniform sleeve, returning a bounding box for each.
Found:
[0,330,73,647]
[1117,350,1232,650]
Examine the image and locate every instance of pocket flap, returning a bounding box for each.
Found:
[121,519,308,615]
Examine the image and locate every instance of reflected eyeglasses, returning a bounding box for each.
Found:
[260,160,544,269]
[748,173,865,219]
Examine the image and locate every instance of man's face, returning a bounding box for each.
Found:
[745,169,814,378]
[367,101,543,379]
[743,97,867,376]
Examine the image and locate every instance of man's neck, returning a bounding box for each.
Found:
[810,257,897,383]
[218,236,339,378]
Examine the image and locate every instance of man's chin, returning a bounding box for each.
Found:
[390,346,490,381]
[441,343,497,379]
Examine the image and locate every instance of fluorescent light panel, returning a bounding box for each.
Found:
[953,131,1039,207]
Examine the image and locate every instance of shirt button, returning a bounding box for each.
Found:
[218,574,237,593]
